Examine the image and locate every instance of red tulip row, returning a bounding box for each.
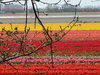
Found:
[0,64,100,75]
[0,40,100,56]
[1,40,100,51]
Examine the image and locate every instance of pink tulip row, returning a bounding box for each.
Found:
[7,56,100,64]
[26,30,100,40]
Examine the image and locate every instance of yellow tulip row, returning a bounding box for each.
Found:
[0,23,100,31]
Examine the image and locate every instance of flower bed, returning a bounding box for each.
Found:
[1,30,100,40]
[8,56,100,64]
[0,64,100,75]
[26,30,100,40]
[0,40,100,56]
[0,40,100,74]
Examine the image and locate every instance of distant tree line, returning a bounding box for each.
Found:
[42,4,100,13]
[0,4,24,13]
[0,3,100,13]
[29,4,100,13]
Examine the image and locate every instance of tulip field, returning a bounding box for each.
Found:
[0,23,100,74]
[0,64,100,75]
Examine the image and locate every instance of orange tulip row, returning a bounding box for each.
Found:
[0,64,100,75]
